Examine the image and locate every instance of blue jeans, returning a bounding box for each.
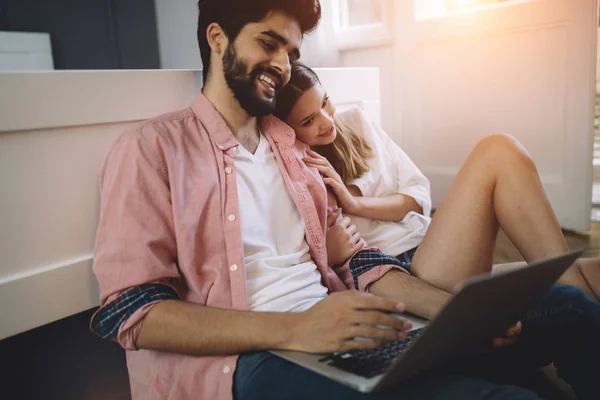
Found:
[234,285,599,400]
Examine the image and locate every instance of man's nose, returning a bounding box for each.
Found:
[271,51,291,84]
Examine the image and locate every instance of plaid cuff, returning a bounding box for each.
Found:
[91,284,178,340]
[349,249,408,290]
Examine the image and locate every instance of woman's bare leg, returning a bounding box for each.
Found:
[410,133,597,300]
[577,259,600,299]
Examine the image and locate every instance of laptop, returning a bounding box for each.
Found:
[270,249,584,393]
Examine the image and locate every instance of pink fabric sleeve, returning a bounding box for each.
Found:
[92,126,181,349]
[358,264,410,293]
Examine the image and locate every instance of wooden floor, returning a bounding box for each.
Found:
[493,222,600,264]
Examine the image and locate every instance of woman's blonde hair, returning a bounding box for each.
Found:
[274,62,373,183]
[313,118,373,183]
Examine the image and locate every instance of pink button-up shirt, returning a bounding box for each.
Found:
[92,92,402,400]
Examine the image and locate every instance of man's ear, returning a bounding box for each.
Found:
[206,22,228,57]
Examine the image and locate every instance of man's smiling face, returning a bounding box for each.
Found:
[221,10,303,117]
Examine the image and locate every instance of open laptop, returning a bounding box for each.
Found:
[271,249,584,393]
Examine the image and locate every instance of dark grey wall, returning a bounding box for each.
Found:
[0,0,160,69]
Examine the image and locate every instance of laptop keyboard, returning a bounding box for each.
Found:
[318,328,424,379]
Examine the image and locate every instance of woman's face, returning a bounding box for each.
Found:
[285,83,337,146]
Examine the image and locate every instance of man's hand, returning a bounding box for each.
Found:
[286,291,412,354]
[493,321,522,348]
[326,208,364,266]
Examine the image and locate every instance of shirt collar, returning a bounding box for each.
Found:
[191,91,239,151]
[191,91,296,150]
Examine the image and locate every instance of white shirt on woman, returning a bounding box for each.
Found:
[336,108,432,257]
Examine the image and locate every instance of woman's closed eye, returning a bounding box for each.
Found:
[301,96,331,127]
[301,117,314,127]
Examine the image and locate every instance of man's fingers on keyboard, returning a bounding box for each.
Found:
[355,311,411,332]
[342,338,381,352]
[355,294,405,313]
[351,326,398,343]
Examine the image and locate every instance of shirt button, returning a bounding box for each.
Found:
[230,264,238,272]
[228,214,236,222]
[223,365,231,373]
[225,167,233,174]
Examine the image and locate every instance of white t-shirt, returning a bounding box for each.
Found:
[235,133,328,313]
[337,108,433,257]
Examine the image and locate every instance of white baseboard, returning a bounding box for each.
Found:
[0,255,98,340]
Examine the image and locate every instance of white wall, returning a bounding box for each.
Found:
[0,70,202,340]
[154,0,202,69]
[338,46,396,140]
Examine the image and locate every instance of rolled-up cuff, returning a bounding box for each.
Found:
[350,249,411,291]
[117,301,163,351]
[358,265,409,293]
[90,284,178,348]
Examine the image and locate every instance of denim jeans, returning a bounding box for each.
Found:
[234,285,599,400]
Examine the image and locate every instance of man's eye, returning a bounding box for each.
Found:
[260,40,276,51]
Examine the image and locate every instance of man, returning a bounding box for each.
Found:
[91,1,599,399]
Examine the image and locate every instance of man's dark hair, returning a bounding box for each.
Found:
[197,0,321,81]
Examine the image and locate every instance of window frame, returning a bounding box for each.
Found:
[332,0,394,50]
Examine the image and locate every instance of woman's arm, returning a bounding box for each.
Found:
[362,112,432,218]
[304,109,432,222]
[349,191,423,222]
[304,150,423,222]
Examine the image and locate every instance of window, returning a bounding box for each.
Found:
[332,0,393,49]
[416,0,523,21]
[447,0,512,10]
[338,0,385,28]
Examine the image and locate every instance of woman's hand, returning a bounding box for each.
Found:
[326,208,364,266]
[303,150,360,214]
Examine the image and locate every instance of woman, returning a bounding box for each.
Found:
[273,62,600,305]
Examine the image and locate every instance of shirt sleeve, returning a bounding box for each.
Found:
[325,190,410,291]
[91,126,181,350]
[350,109,432,218]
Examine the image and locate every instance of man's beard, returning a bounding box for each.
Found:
[222,44,282,117]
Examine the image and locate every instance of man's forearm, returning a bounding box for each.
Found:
[369,270,451,320]
[136,300,298,356]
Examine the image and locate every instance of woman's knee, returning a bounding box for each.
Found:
[471,133,536,172]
